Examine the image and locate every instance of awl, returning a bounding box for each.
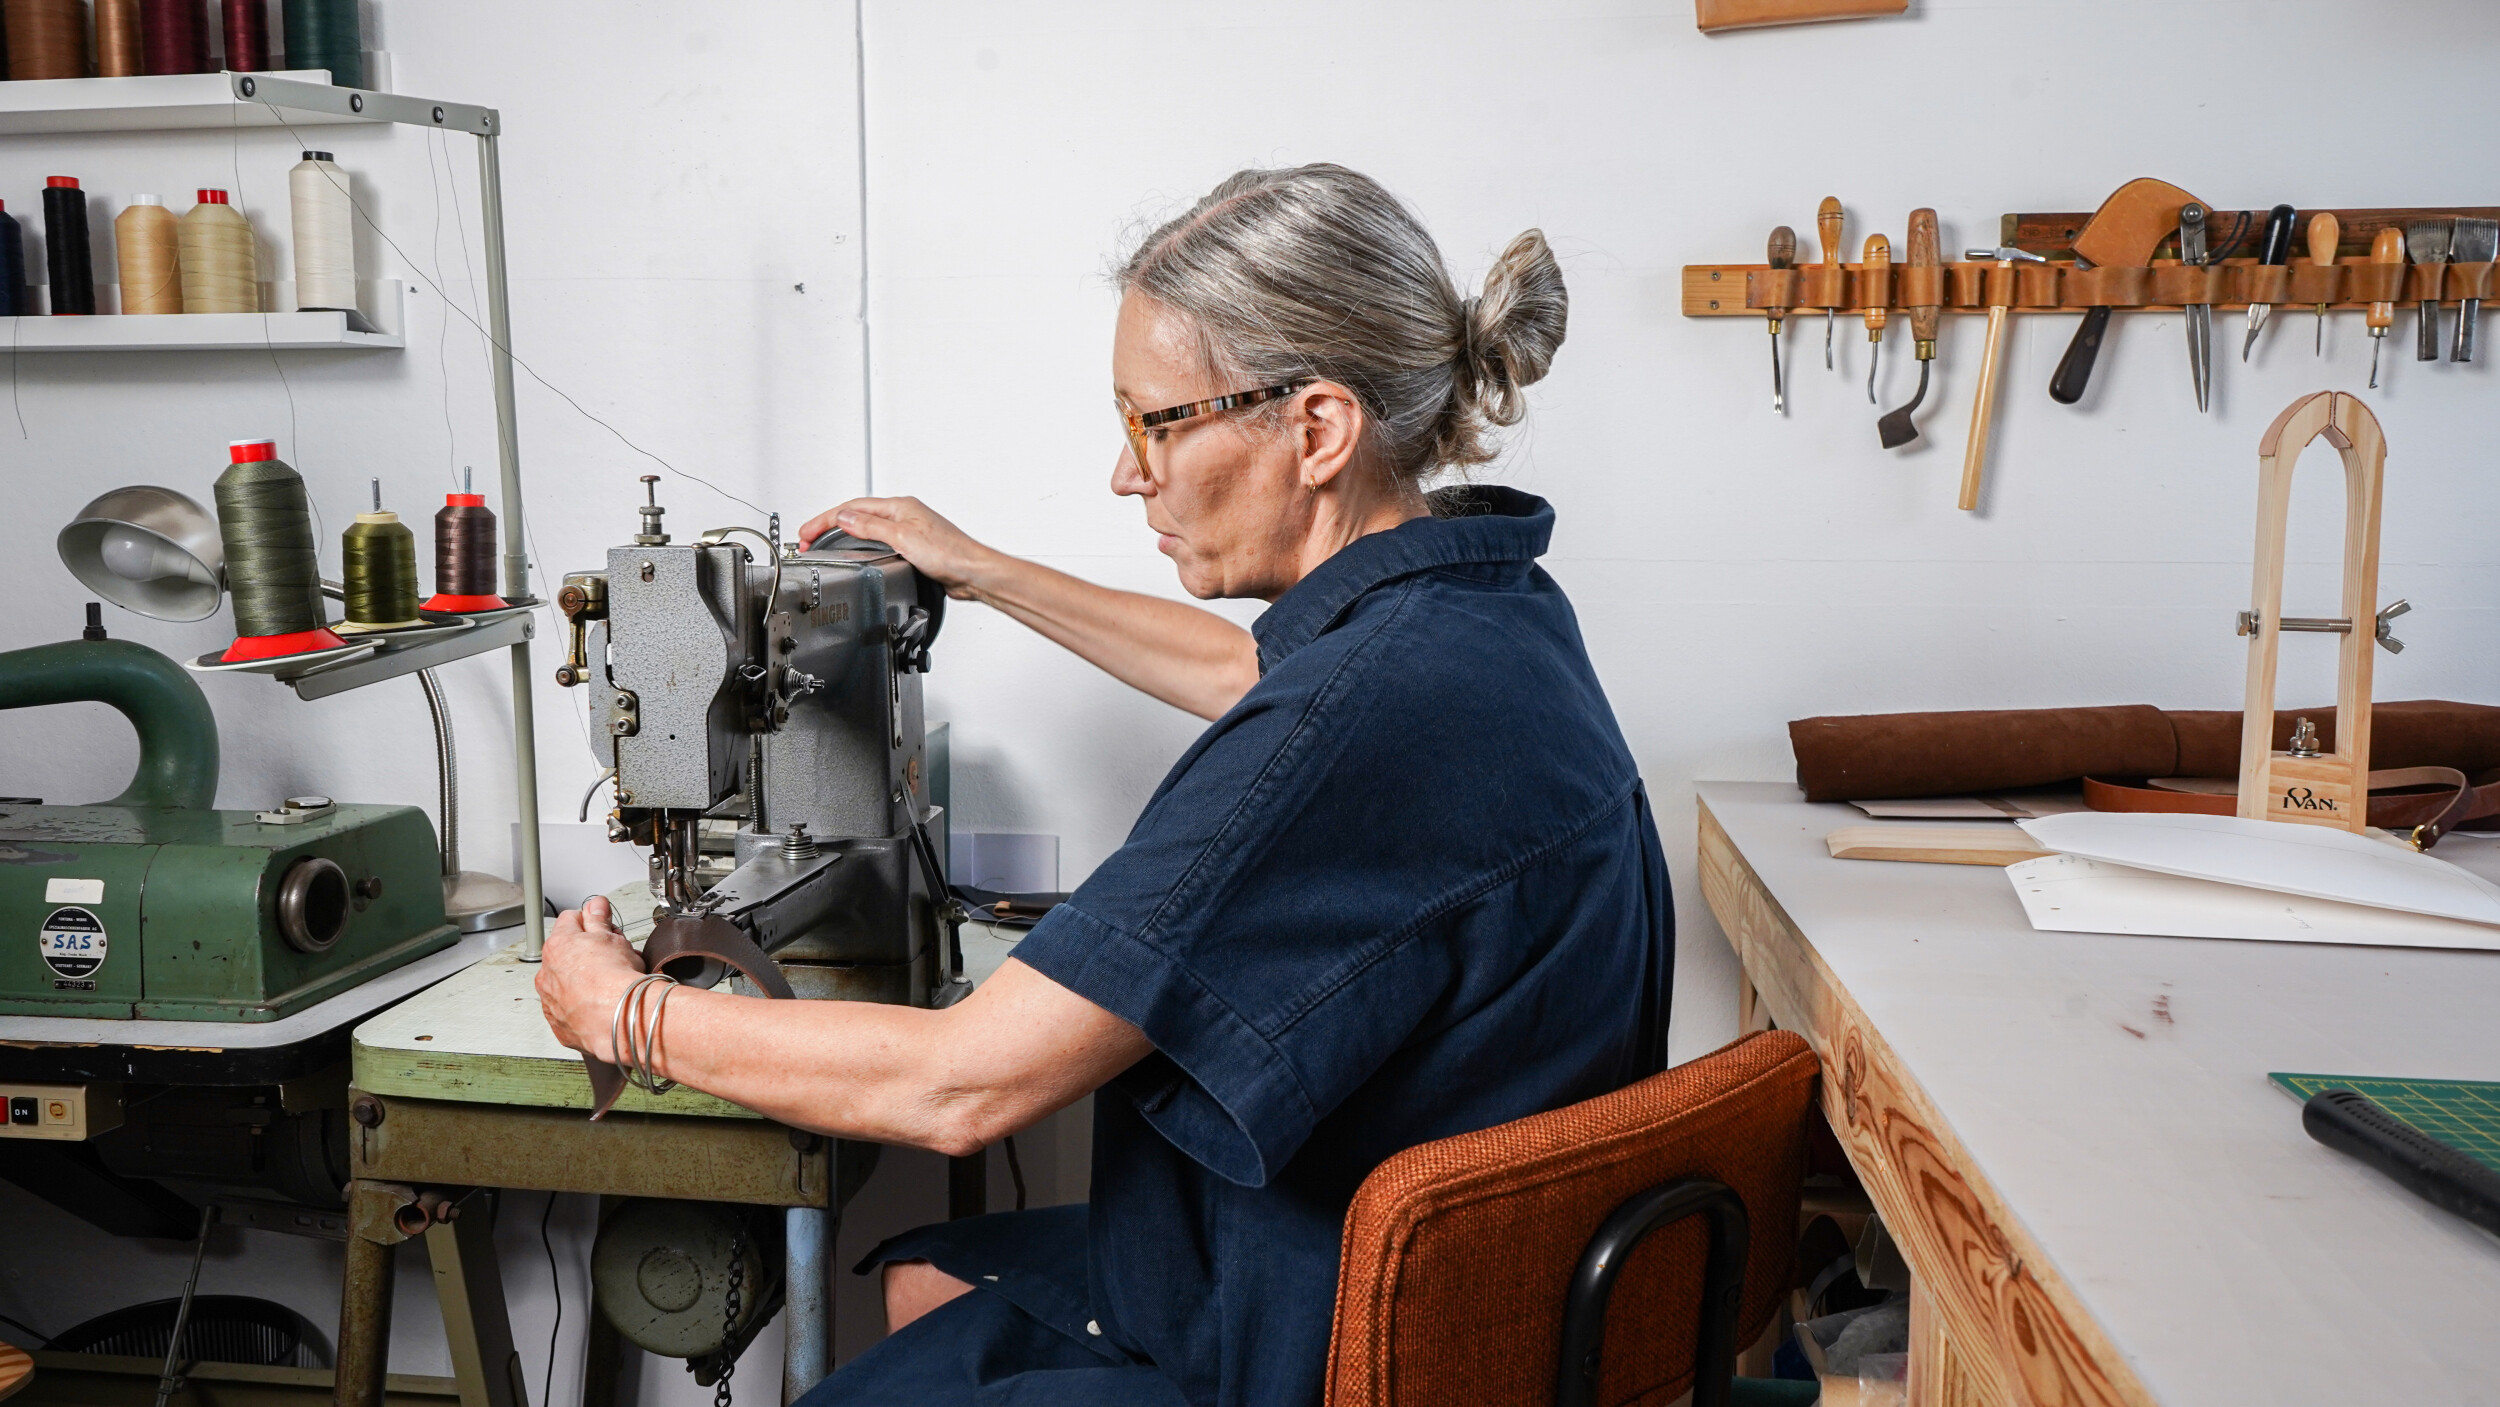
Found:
[1862,232,1891,404]
[1876,208,1939,449]
[1765,224,1795,414]
[2307,212,2340,356]
[2450,217,2496,362]
[2179,202,2213,412]
[1818,197,1844,370]
[2407,219,2453,361]
[2367,226,2406,389]
[2241,204,2295,361]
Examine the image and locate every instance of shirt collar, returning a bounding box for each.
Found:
[1250,486,1554,670]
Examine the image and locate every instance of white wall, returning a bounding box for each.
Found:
[9,0,2500,1399]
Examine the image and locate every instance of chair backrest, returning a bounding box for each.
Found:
[1325,1030,1817,1407]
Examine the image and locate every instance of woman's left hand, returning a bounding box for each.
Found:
[535,896,646,1063]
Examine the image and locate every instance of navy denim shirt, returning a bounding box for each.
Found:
[1004,486,1675,1407]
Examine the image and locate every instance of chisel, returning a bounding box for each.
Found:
[2367,226,2406,389]
[2179,203,2212,412]
[2449,217,2496,362]
[2407,219,2453,361]
[2307,212,2340,356]
[2242,204,2296,361]
[1819,197,1844,370]
[1862,232,1891,404]
[1876,208,1939,450]
[1766,224,1795,415]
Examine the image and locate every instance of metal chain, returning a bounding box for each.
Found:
[714,1227,745,1407]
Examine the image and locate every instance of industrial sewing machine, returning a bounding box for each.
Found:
[556,474,962,1009]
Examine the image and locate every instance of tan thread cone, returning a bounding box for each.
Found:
[179,200,259,314]
[116,204,183,314]
[3,0,90,80]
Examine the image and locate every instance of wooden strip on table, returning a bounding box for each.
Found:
[1825,824,2053,866]
[1700,799,2153,1407]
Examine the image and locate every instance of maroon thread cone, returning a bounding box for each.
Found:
[219,0,266,70]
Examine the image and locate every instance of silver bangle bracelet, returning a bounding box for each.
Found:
[608,972,680,1096]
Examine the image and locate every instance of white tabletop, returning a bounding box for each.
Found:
[1696,781,2500,1406]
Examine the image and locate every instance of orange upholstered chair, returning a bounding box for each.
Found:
[1324,1030,1820,1407]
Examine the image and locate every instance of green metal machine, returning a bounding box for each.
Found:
[0,630,456,1022]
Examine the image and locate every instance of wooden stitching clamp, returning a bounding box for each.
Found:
[2232,391,2412,836]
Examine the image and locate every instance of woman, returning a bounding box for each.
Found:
[537,163,1672,1407]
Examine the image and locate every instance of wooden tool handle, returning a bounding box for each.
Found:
[1818,196,1843,268]
[1906,208,1940,342]
[1863,233,1890,332]
[1960,302,2008,511]
[2308,211,2340,270]
[2369,225,2405,329]
[1767,225,1796,269]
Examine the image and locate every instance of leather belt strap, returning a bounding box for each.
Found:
[583,913,793,1119]
[2083,767,2492,849]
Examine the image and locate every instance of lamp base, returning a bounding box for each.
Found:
[443,871,527,934]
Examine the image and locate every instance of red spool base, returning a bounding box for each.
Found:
[422,593,508,613]
[220,627,350,663]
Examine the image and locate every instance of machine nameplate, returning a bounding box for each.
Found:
[43,877,103,903]
[39,906,106,989]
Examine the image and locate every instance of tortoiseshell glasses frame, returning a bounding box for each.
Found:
[1116,380,1310,479]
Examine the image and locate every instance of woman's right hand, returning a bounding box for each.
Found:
[797,497,998,601]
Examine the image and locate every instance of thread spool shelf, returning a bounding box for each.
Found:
[3,277,403,349]
[0,66,395,135]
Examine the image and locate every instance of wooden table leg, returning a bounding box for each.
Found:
[427,1190,527,1407]
[336,1184,401,1407]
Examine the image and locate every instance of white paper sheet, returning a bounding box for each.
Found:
[2006,853,2500,951]
[2015,811,2500,926]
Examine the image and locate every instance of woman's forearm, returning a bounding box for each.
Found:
[965,551,1259,720]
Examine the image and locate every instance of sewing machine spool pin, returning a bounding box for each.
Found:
[2236,391,2393,834]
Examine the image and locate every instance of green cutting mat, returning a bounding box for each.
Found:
[2271,1072,2500,1176]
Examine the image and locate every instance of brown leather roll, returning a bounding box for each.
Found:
[2343,262,2408,303]
[1748,268,1803,310]
[2406,262,2450,302]
[582,913,795,1120]
[2016,262,2061,307]
[1789,705,2179,804]
[1895,264,1945,309]
[1797,266,1848,310]
[2061,264,2150,307]
[2149,264,2227,305]
[2286,262,2345,305]
[1946,262,1987,307]
[2447,261,2496,301]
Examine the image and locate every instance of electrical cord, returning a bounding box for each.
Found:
[0,1311,45,1348]
[1004,1136,1028,1211]
[539,1191,562,1407]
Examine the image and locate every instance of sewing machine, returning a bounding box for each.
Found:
[556,476,961,1010]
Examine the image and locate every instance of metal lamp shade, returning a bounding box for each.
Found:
[57,486,227,622]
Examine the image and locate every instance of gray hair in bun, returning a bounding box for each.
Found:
[1118,164,1567,487]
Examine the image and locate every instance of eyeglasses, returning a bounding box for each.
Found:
[1116,380,1309,480]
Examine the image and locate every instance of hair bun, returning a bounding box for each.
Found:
[1461,229,1568,428]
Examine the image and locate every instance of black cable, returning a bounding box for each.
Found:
[1003,1136,1028,1212]
[0,1311,45,1348]
[539,1191,562,1407]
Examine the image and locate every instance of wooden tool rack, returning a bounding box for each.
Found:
[1682,205,2500,319]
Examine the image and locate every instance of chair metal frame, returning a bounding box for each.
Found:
[1555,1176,1751,1407]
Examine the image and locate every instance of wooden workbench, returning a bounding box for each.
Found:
[1696,781,2500,1407]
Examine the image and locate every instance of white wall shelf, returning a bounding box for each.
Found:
[0,71,368,135]
[2,278,404,350]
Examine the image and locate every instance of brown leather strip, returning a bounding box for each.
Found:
[2447,261,2497,301]
[2286,262,2345,305]
[1946,262,1986,308]
[1746,268,1802,310]
[1796,266,1847,310]
[1895,264,1944,308]
[2060,265,2149,307]
[1983,263,2019,308]
[2149,264,2227,305]
[2406,263,2450,301]
[1853,263,1893,312]
[582,913,795,1119]
[2239,264,2290,305]
[2344,263,2408,303]
[2081,768,2498,848]
[2015,263,2060,307]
